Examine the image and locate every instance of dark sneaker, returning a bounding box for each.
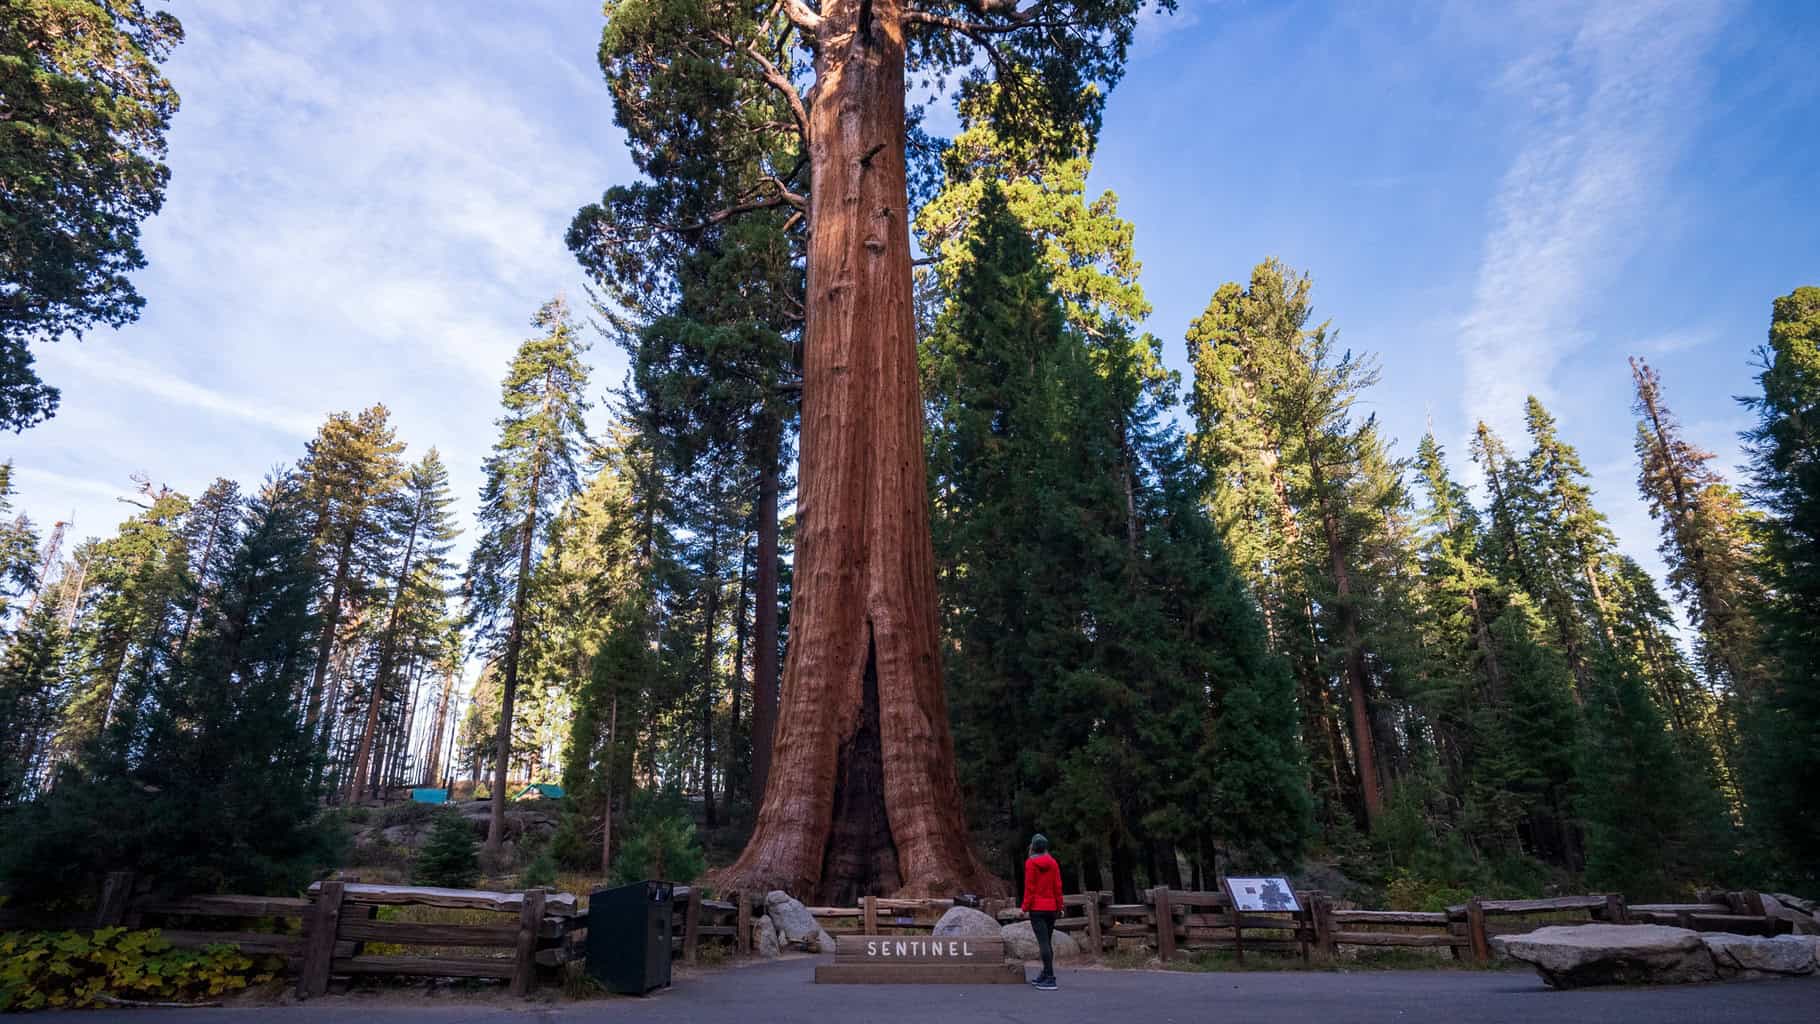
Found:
[1034,977,1058,990]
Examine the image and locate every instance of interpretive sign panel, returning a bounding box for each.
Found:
[1224,877,1301,913]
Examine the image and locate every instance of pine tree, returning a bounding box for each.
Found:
[1577,657,1732,899]
[1186,260,1388,826]
[346,449,459,803]
[927,186,1125,891]
[414,811,480,889]
[1521,397,1621,685]
[0,463,42,618]
[297,406,405,742]
[1630,357,1767,708]
[1740,285,1820,883]
[3,471,334,898]
[464,297,591,852]
[0,606,70,803]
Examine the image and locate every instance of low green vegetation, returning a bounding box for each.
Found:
[0,929,277,1011]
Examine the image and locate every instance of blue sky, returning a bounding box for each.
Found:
[9,0,1819,624]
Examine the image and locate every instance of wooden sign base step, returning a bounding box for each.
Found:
[816,935,1024,984]
[814,962,1026,984]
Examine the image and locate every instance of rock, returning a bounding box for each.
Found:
[764,891,821,946]
[812,928,838,954]
[381,824,428,846]
[1001,920,1081,962]
[1763,893,1820,936]
[1769,892,1818,916]
[1702,933,1816,977]
[752,915,781,958]
[933,906,1001,939]
[1492,924,1717,989]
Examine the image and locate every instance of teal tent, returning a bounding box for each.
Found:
[410,787,449,804]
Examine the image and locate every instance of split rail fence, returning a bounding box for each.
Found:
[802,886,1799,965]
[3,873,1797,998]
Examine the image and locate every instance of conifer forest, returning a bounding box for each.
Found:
[2,0,1817,914]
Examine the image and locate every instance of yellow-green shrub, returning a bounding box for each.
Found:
[0,928,277,1011]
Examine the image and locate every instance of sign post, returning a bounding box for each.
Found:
[1221,877,1303,966]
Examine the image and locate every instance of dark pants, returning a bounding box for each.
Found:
[1031,911,1058,979]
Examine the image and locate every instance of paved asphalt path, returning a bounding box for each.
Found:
[44,957,1820,1023]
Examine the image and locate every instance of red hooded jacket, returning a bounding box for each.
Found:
[1021,852,1063,913]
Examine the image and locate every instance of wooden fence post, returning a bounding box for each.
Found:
[1603,893,1629,925]
[94,871,134,928]
[510,889,545,997]
[1153,886,1175,961]
[1466,899,1489,964]
[863,894,878,935]
[298,880,345,999]
[736,891,752,955]
[682,886,702,964]
[1312,895,1335,960]
[1084,893,1102,957]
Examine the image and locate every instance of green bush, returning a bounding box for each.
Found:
[550,811,600,872]
[0,929,277,1011]
[413,813,480,889]
[608,791,704,886]
[521,849,558,889]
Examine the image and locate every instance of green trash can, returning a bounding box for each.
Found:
[586,881,674,995]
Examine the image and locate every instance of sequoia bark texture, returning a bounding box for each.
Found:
[721,0,995,902]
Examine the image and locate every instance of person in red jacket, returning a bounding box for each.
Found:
[1021,833,1063,989]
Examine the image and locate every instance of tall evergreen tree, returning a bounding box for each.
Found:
[1740,285,1820,883]
[2,472,333,898]
[464,297,591,852]
[346,449,459,802]
[0,605,70,803]
[0,0,184,430]
[297,406,405,743]
[1521,397,1620,672]
[1186,260,1388,826]
[1630,357,1767,708]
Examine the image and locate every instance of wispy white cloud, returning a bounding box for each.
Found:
[45,346,321,438]
[1458,1,1729,440]
[1136,0,1205,47]
[1635,328,1719,356]
[8,1,635,547]
[9,466,131,507]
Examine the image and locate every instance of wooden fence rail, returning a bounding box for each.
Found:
[10,872,1798,996]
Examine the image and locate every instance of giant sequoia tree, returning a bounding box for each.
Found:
[571,0,1167,898]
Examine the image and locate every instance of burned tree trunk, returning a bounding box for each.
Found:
[720,0,994,901]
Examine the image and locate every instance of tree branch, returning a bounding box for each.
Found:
[712,30,813,146]
[783,0,822,32]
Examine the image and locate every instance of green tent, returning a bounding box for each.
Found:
[512,783,564,801]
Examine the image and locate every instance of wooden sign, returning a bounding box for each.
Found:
[815,935,1024,984]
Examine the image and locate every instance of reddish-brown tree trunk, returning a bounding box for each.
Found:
[721,0,994,901]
